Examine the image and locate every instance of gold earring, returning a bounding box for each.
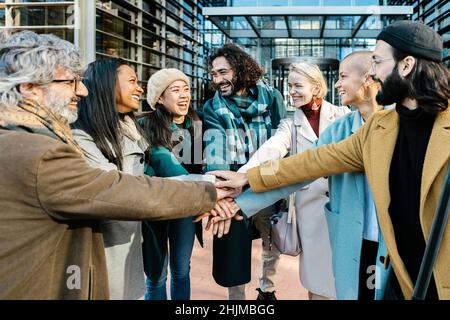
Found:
[312,95,319,110]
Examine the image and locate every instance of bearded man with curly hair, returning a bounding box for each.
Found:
[203,43,286,300]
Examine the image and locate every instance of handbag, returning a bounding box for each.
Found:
[269,120,302,256]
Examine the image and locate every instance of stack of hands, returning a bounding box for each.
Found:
[194,171,250,238]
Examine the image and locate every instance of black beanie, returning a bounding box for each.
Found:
[377,20,443,63]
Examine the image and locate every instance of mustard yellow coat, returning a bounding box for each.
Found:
[247,106,450,300]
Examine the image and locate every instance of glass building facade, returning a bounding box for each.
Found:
[203,1,415,67]
[1,0,448,109]
[388,0,450,64]
[92,0,208,110]
[0,0,209,110]
[0,0,77,42]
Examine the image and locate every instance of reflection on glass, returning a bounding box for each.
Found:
[323,0,351,5]
[167,15,179,30]
[166,30,179,44]
[9,5,73,26]
[259,16,286,29]
[325,16,356,29]
[230,17,250,30]
[183,63,193,75]
[143,31,160,50]
[143,49,160,67]
[363,16,383,30]
[291,0,320,5]
[232,0,257,6]
[259,0,288,5]
[182,0,194,12]
[21,0,72,2]
[183,50,193,62]
[166,1,179,16]
[183,38,194,50]
[143,17,161,35]
[142,66,160,84]
[97,11,134,39]
[355,0,381,5]
[23,28,74,43]
[291,17,321,30]
[166,57,180,69]
[0,9,5,26]
[96,32,135,59]
[97,0,133,22]
[143,1,161,18]
[166,43,180,57]
[183,25,193,38]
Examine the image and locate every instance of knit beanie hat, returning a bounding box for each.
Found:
[146,68,190,110]
[377,20,443,63]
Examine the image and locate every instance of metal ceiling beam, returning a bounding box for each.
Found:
[245,16,260,38]
[284,16,291,38]
[227,28,382,38]
[352,15,368,38]
[208,16,231,38]
[320,16,327,38]
[203,6,413,16]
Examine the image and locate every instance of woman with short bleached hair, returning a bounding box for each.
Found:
[237,61,350,300]
[289,62,328,105]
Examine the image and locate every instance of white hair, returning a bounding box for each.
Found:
[0,31,84,107]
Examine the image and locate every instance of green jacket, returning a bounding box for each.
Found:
[141,119,204,281]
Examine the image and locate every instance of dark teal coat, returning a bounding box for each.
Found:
[141,119,204,281]
[203,86,286,287]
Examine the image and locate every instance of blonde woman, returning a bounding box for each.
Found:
[238,62,350,300]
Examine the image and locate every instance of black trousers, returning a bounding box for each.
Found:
[383,263,439,300]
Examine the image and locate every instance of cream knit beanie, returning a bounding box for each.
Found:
[146,68,190,110]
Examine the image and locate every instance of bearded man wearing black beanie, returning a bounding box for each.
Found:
[366,20,450,300]
[208,20,450,300]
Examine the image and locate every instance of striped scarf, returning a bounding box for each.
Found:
[205,80,275,165]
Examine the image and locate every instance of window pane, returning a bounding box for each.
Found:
[142,31,160,50]
[143,17,161,35]
[96,33,135,59]
[96,11,133,39]
[0,9,5,26]
[11,5,73,26]
[143,48,160,67]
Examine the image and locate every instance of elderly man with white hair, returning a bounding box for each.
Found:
[0,31,236,300]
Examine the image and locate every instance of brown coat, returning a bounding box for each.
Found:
[0,129,216,299]
[247,106,450,300]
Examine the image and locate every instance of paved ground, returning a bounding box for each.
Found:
[189,221,308,300]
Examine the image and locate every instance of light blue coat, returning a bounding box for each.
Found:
[236,111,392,300]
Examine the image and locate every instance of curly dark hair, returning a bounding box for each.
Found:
[207,43,264,91]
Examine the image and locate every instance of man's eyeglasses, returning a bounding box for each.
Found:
[50,75,85,91]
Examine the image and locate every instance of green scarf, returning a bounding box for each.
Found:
[204,80,275,165]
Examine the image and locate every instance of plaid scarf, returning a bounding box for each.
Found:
[204,80,275,165]
[0,99,84,154]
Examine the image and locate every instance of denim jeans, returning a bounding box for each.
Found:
[144,217,196,300]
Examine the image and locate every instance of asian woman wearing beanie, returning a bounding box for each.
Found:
[71,58,150,300]
[140,68,236,300]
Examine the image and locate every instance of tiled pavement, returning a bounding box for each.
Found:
[189,221,309,300]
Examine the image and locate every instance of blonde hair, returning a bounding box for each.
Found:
[289,62,327,99]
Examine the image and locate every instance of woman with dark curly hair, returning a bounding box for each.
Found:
[202,43,287,300]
